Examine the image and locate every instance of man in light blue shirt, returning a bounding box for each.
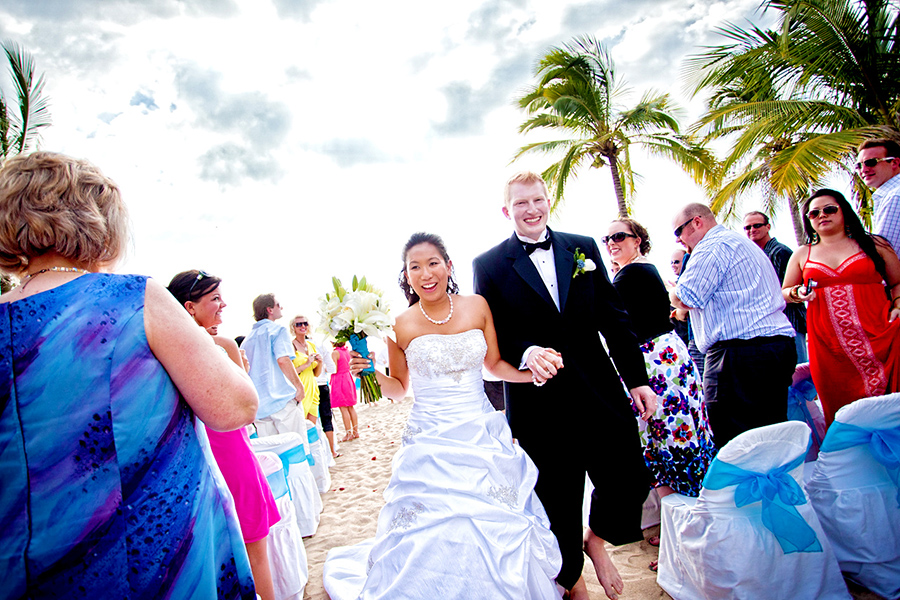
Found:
[670,203,796,447]
[857,138,900,252]
[241,293,305,436]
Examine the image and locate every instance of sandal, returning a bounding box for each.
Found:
[649,560,658,572]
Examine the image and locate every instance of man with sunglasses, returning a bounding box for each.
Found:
[241,293,306,437]
[670,203,796,448]
[858,138,900,253]
[742,211,807,362]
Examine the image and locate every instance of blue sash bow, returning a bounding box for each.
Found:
[821,421,900,505]
[702,445,822,554]
[281,443,311,470]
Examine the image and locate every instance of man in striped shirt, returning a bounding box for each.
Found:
[670,203,796,447]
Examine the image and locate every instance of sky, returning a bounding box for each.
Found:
[0,0,817,340]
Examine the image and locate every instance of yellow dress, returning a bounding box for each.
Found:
[292,340,321,417]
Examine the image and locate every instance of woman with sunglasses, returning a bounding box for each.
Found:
[290,315,323,423]
[782,189,900,426]
[168,270,279,600]
[604,219,716,538]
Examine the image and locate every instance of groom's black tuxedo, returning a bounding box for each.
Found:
[473,229,652,588]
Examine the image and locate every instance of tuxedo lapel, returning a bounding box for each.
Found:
[506,234,557,311]
[553,233,574,313]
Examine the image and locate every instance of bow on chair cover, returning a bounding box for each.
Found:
[821,422,900,506]
[702,448,822,554]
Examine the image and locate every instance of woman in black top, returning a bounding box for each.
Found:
[604,218,716,502]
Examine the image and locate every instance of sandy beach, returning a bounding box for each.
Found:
[301,399,881,600]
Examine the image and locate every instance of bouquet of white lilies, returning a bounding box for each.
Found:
[317,275,393,404]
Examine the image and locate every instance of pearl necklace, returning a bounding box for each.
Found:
[419,293,453,325]
[21,266,90,288]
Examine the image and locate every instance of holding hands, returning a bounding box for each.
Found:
[526,347,564,385]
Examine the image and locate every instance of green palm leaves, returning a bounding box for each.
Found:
[1,40,50,161]
[515,35,716,217]
[688,0,900,234]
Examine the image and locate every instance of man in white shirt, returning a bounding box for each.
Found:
[857,138,900,251]
[241,293,305,437]
[671,203,796,447]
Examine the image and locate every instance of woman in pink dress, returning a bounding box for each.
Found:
[331,341,360,442]
[168,270,280,600]
[782,189,900,425]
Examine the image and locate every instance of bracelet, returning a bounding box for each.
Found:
[532,374,546,387]
[789,285,801,302]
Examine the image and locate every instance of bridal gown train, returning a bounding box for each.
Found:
[323,329,563,600]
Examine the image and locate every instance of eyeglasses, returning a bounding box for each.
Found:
[743,222,767,231]
[674,217,695,238]
[601,232,638,244]
[855,157,897,170]
[188,270,210,300]
[806,205,840,220]
[293,321,309,328]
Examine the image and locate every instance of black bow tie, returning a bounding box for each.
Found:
[523,238,552,255]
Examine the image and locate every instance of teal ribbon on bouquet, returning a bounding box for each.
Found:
[349,332,382,404]
[821,422,900,505]
[702,445,822,554]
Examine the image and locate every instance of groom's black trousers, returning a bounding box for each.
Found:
[508,379,651,589]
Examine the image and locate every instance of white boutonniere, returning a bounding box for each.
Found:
[572,248,596,279]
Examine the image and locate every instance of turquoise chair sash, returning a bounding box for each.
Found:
[702,443,822,554]
[266,469,289,500]
[821,421,900,505]
[307,426,320,444]
[281,443,310,470]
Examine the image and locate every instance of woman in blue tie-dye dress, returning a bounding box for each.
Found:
[0,152,260,599]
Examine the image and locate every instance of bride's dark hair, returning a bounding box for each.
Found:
[398,232,460,306]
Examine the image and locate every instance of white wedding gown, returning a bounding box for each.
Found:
[323,329,563,600]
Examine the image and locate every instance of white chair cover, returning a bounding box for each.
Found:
[658,421,848,600]
[257,452,308,600]
[306,420,332,494]
[806,393,900,599]
[250,433,323,537]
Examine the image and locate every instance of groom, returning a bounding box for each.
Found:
[473,171,656,600]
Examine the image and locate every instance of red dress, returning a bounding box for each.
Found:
[803,249,900,425]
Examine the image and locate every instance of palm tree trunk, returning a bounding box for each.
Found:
[607,154,628,217]
[788,193,804,246]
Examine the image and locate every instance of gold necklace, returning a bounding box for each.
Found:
[20,266,90,289]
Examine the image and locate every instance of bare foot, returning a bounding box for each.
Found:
[584,528,624,600]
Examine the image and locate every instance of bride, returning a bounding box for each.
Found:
[323,232,563,600]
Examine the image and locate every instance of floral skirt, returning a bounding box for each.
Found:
[632,330,716,496]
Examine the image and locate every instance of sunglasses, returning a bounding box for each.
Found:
[293,321,309,327]
[188,270,210,300]
[670,259,682,265]
[674,217,695,238]
[855,156,897,170]
[743,222,767,231]
[806,205,840,220]
[601,232,638,244]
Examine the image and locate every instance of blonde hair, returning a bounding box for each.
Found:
[0,152,129,273]
[503,171,550,207]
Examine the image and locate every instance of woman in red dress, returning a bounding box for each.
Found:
[782,189,900,425]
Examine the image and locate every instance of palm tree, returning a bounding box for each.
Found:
[687,0,900,233]
[1,40,50,161]
[514,35,716,217]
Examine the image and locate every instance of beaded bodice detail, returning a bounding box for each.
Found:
[405,329,487,383]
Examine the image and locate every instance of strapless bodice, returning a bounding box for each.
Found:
[405,329,487,383]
